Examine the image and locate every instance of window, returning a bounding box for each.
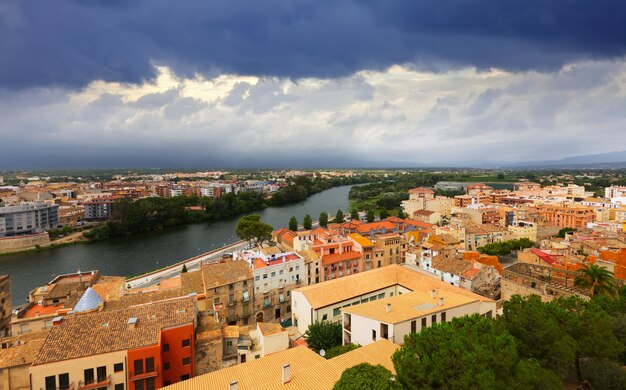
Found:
[84,368,95,385]
[255,276,260,281]
[431,314,437,324]
[378,293,385,299]
[134,379,144,390]
[97,366,107,382]
[115,384,124,390]
[133,359,143,375]
[164,382,171,387]
[422,317,427,328]
[229,293,234,304]
[226,340,233,346]
[213,297,220,305]
[243,291,250,302]
[214,287,220,293]
[146,377,155,390]
[271,272,276,277]
[263,274,268,279]
[45,376,56,390]
[411,320,417,333]
[372,329,377,340]
[279,270,284,275]
[180,374,190,380]
[59,373,70,390]
[229,283,234,291]
[114,362,123,372]
[333,308,341,317]
[164,361,170,370]
[146,357,155,373]
[485,310,493,319]
[322,314,328,321]
[182,357,191,366]
[182,339,191,348]
[162,343,170,352]
[243,280,247,287]
[441,312,447,322]
[279,293,285,303]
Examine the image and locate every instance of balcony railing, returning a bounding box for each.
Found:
[129,367,159,381]
[79,375,111,390]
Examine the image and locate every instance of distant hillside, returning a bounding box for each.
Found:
[505,150,626,168]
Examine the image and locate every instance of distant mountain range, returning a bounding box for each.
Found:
[501,150,626,169]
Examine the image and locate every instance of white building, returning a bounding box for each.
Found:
[290,264,495,336]
[342,286,494,346]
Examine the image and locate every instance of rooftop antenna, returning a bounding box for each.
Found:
[77,269,82,284]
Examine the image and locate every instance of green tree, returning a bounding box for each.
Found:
[289,216,298,231]
[236,215,273,246]
[319,212,329,228]
[393,315,537,389]
[304,321,342,353]
[350,209,359,221]
[581,359,626,390]
[366,209,376,223]
[333,363,401,390]
[335,209,344,223]
[575,264,618,297]
[500,295,577,375]
[303,214,312,230]
[325,343,361,359]
[556,227,576,238]
[396,209,406,219]
[379,209,389,220]
[181,264,188,273]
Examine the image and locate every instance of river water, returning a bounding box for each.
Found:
[0,185,354,304]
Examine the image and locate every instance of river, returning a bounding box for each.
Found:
[0,185,354,304]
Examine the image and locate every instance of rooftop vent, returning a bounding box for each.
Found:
[438,297,445,306]
[229,381,238,390]
[430,289,438,299]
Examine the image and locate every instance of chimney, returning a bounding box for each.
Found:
[229,381,238,390]
[52,316,63,326]
[386,303,392,313]
[430,289,437,299]
[438,297,445,306]
[282,364,291,384]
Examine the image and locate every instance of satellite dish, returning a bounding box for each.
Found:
[319,349,326,357]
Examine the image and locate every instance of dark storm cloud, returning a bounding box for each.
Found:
[2,0,626,90]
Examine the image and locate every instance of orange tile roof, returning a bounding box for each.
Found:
[23,303,63,318]
[356,221,396,233]
[322,251,362,266]
[348,233,374,247]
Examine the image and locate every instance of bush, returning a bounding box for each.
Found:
[581,359,626,390]
[325,343,360,359]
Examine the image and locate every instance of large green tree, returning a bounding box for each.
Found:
[319,212,329,228]
[379,209,389,219]
[289,216,298,231]
[235,215,273,246]
[574,264,618,297]
[335,209,345,223]
[333,363,401,390]
[393,314,560,390]
[366,209,375,223]
[303,214,312,230]
[304,321,342,353]
[350,209,359,221]
[500,295,577,375]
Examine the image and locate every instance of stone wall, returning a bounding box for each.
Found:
[0,233,50,253]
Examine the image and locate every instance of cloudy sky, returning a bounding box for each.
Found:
[1,1,626,169]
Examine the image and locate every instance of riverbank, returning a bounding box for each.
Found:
[1,185,357,303]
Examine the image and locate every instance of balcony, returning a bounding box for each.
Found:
[79,376,111,390]
[129,367,159,381]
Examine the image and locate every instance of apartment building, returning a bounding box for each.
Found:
[29,297,196,390]
[508,220,538,242]
[84,196,121,220]
[0,275,9,337]
[0,202,59,237]
[465,225,511,251]
[534,203,596,228]
[466,183,494,196]
[201,261,254,325]
[237,250,305,323]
